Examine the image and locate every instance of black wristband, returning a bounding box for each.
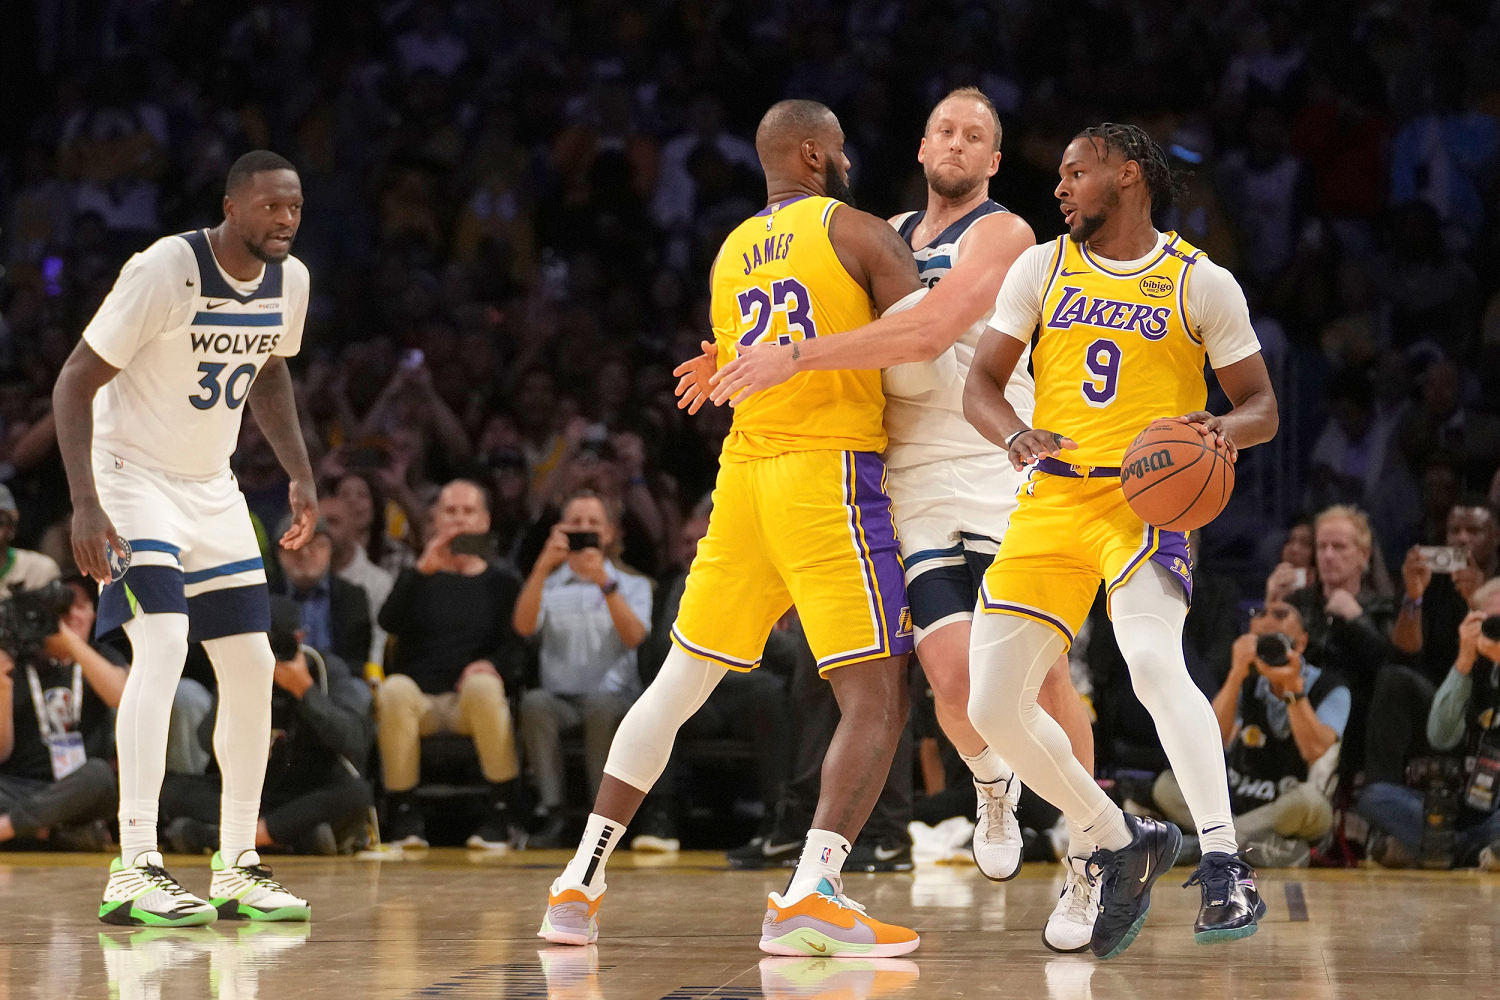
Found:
[600,580,619,597]
[1005,429,1028,449]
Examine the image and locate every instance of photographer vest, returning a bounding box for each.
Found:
[1226,666,1342,814]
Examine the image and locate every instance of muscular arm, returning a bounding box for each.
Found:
[1205,352,1279,457]
[248,355,317,547]
[827,204,925,315]
[962,330,1031,450]
[52,342,127,582]
[796,212,1034,369]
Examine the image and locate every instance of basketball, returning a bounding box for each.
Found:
[1119,418,1235,531]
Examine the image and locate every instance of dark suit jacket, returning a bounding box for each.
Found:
[274,576,373,669]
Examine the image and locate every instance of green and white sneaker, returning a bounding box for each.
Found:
[99,851,218,927]
[209,850,311,922]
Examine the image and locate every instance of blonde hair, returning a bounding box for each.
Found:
[927,87,1002,151]
[1315,504,1373,556]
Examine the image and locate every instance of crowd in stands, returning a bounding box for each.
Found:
[3,1,1500,867]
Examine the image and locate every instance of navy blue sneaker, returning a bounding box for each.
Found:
[1184,851,1265,944]
[1088,813,1182,959]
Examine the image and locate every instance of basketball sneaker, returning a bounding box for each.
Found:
[972,774,1023,880]
[1088,813,1181,959]
[1044,856,1101,953]
[1183,851,1265,944]
[847,837,913,872]
[539,881,604,946]
[99,851,218,927]
[728,832,803,869]
[208,850,311,922]
[759,877,920,958]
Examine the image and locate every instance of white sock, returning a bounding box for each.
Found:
[1083,807,1132,852]
[202,632,275,864]
[118,614,191,863]
[786,829,850,899]
[558,813,626,893]
[1067,817,1093,858]
[961,746,1012,786]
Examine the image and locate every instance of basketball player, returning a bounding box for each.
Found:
[540,100,924,957]
[706,88,1101,950]
[53,151,315,926]
[963,124,1278,957]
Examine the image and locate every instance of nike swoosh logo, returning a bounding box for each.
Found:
[873,846,905,861]
[1060,268,1089,277]
[764,841,800,856]
[205,299,230,309]
[805,939,827,953]
[1139,858,1150,883]
[1202,824,1228,834]
[185,279,194,287]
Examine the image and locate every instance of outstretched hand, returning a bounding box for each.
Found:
[709,341,796,406]
[672,340,720,414]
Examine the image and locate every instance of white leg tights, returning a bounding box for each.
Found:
[201,631,276,863]
[117,614,191,861]
[601,646,728,791]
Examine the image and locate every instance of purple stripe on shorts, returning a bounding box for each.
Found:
[849,452,915,656]
[1149,528,1195,603]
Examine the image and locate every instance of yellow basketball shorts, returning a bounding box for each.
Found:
[672,450,914,674]
[978,471,1193,648]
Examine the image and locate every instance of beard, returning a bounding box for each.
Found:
[824,160,855,207]
[1067,184,1119,244]
[245,234,293,263]
[924,162,983,201]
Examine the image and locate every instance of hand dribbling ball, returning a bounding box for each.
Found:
[1119,418,1234,531]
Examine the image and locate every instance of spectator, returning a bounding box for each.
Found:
[1154,600,1348,867]
[0,577,125,850]
[321,495,394,670]
[273,513,372,670]
[514,489,652,847]
[1264,518,1317,604]
[163,596,375,856]
[376,479,525,851]
[1357,578,1500,868]
[0,484,60,592]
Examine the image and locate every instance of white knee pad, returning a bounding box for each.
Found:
[602,646,728,791]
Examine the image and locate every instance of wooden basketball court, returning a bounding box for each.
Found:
[3,849,1494,998]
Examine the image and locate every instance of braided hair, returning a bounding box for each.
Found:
[1074,123,1184,212]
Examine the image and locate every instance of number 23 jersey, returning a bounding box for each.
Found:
[987,232,1260,469]
[709,195,883,462]
[83,229,309,478]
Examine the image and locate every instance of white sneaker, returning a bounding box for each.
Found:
[1043,856,1100,953]
[99,851,217,927]
[209,850,310,922]
[972,774,1023,880]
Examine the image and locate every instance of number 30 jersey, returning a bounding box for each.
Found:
[986,231,1260,469]
[83,230,309,478]
[709,195,883,462]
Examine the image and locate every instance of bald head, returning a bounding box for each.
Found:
[754,99,851,202]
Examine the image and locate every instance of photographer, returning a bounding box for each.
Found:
[1357,578,1500,868]
[1365,500,1498,787]
[375,479,525,850]
[0,578,126,849]
[1153,600,1348,867]
[163,596,375,855]
[514,489,652,847]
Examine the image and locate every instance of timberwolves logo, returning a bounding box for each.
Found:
[107,539,133,578]
[1139,275,1174,298]
[1240,725,1266,748]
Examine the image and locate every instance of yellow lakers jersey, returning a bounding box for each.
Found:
[710,196,883,461]
[1031,233,1208,467]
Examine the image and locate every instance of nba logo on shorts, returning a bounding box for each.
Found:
[820,847,831,864]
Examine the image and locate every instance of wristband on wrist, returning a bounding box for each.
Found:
[1402,594,1423,610]
[600,580,619,597]
[1004,429,1029,449]
[1281,690,1305,706]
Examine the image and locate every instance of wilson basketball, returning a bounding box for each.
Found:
[1119,418,1235,531]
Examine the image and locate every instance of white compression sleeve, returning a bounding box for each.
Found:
[201,631,276,862]
[117,613,191,861]
[1111,562,1236,854]
[969,612,1127,846]
[602,646,728,791]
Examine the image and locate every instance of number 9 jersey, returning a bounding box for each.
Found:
[710,195,884,462]
[987,233,1259,468]
[83,229,309,479]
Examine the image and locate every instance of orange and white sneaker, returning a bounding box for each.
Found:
[538,881,604,946]
[759,878,919,958]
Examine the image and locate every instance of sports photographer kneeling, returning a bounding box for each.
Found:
[0,578,127,849]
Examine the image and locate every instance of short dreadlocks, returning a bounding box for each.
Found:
[1074,123,1184,212]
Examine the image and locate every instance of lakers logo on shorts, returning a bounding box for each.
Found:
[897,607,913,637]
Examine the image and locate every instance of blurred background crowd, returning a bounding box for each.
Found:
[2,0,1500,869]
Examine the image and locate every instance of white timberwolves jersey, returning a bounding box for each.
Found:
[83,230,309,479]
[882,200,1034,471]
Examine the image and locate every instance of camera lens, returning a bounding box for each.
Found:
[1255,633,1292,667]
[1482,615,1500,642]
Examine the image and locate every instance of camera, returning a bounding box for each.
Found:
[1482,615,1500,642]
[1255,632,1293,667]
[1417,545,1467,574]
[567,531,600,551]
[0,580,74,663]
